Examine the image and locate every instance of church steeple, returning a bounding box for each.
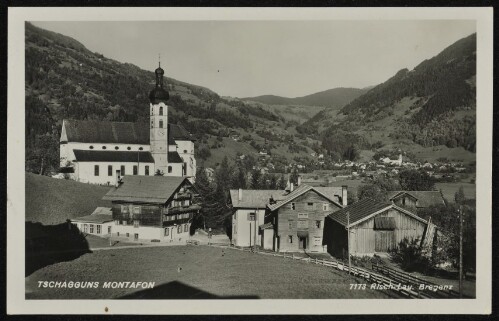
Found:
[149,57,169,104]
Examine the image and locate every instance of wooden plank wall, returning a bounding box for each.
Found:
[111,203,162,227]
[351,208,426,254]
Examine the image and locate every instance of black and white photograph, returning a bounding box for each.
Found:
[6,7,493,315]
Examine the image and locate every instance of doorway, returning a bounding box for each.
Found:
[298,237,307,250]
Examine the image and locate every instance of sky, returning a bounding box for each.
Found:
[32,20,476,98]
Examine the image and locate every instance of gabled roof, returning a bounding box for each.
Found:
[230,189,287,209]
[327,198,427,228]
[73,150,155,163]
[71,214,113,224]
[62,119,193,144]
[90,207,113,216]
[103,176,189,204]
[387,191,445,208]
[267,184,343,211]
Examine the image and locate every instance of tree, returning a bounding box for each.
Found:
[454,186,466,205]
[398,169,436,191]
[26,133,60,176]
[277,174,287,190]
[289,167,299,185]
[232,166,247,189]
[250,169,262,189]
[357,176,400,202]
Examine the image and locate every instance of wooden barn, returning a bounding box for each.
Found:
[324,198,431,258]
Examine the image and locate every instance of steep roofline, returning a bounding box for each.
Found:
[267,185,342,211]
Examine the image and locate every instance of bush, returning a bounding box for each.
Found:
[389,237,432,273]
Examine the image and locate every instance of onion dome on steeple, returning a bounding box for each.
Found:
[149,60,169,104]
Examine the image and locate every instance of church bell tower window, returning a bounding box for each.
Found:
[159,120,164,128]
[159,107,163,115]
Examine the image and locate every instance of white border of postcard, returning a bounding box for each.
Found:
[7,6,493,315]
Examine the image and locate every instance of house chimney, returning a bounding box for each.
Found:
[297,175,302,186]
[290,183,294,192]
[341,185,348,207]
[238,188,242,201]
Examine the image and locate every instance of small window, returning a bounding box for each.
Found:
[323,204,329,211]
[89,224,94,233]
[248,213,256,221]
[159,106,163,115]
[316,220,322,228]
[117,232,120,236]
[133,165,138,175]
[297,220,308,228]
[164,228,169,236]
[89,145,94,149]
[108,165,113,176]
[127,146,131,150]
[123,220,127,226]
[184,150,187,153]
[114,220,119,225]
[102,146,107,150]
[168,166,172,173]
[177,225,182,233]
[306,202,314,210]
[139,147,143,151]
[288,235,293,243]
[94,165,99,176]
[159,120,164,128]
[145,166,150,175]
[288,220,293,229]
[298,213,308,219]
[121,205,128,213]
[121,165,125,176]
[126,233,130,237]
[97,225,101,234]
[134,233,139,240]
[291,203,296,210]
[151,120,154,128]
[184,224,188,232]
[83,224,88,233]
[133,220,139,228]
[108,226,111,234]
[115,146,119,150]
[133,206,140,214]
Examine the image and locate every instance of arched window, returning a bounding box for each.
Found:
[159,120,164,128]
[159,106,163,115]
[151,120,154,128]
[168,166,172,173]
[151,107,153,115]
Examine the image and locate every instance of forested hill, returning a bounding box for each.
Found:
[242,87,368,108]
[297,33,476,154]
[25,22,325,175]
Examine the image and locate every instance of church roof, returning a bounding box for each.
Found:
[103,176,190,204]
[73,150,155,163]
[62,119,194,144]
[168,151,184,163]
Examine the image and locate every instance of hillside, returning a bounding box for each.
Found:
[25,173,112,224]
[25,22,323,174]
[242,87,368,108]
[297,33,476,162]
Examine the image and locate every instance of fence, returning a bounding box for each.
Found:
[210,244,463,299]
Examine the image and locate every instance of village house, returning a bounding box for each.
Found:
[98,175,200,243]
[59,63,196,185]
[266,185,346,253]
[230,189,288,249]
[71,207,114,236]
[324,198,433,258]
[380,154,403,166]
[387,191,446,210]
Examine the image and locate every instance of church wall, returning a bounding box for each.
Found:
[164,163,183,177]
[73,161,155,186]
[177,140,196,177]
[62,142,150,164]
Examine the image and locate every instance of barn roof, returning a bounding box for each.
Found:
[103,176,189,204]
[230,189,287,209]
[73,150,155,163]
[327,198,428,228]
[267,184,342,211]
[387,191,445,208]
[62,119,194,144]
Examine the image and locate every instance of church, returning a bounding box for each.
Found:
[59,63,196,185]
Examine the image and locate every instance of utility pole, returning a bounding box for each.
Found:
[459,205,463,298]
[347,211,351,275]
[254,208,258,252]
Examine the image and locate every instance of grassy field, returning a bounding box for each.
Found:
[26,172,112,224]
[25,245,392,299]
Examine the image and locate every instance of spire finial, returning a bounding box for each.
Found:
[158,53,161,68]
